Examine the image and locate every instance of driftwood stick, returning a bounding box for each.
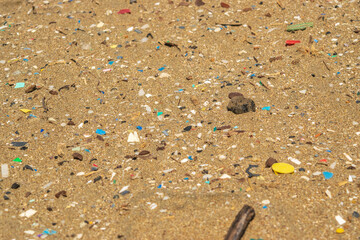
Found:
[224,205,255,240]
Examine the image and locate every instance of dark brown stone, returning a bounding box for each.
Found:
[217,125,231,130]
[227,96,256,114]
[49,90,59,95]
[221,2,230,8]
[265,157,278,168]
[72,153,83,161]
[195,0,205,6]
[228,92,244,99]
[55,190,67,198]
[139,150,150,156]
[25,85,37,93]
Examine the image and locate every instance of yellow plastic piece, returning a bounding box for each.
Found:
[272,163,294,174]
[110,45,117,48]
[338,181,348,186]
[20,109,32,113]
[336,228,344,234]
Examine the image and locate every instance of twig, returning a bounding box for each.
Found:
[225,205,255,240]
[42,97,49,113]
[216,23,242,27]
[323,60,330,71]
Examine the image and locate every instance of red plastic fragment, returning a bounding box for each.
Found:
[118,9,131,14]
[319,159,327,163]
[285,40,301,46]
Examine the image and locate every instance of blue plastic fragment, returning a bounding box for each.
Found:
[136,126,143,130]
[158,67,165,71]
[120,190,130,195]
[323,171,333,180]
[262,106,271,111]
[108,61,114,65]
[43,229,57,235]
[96,129,106,135]
[157,184,162,189]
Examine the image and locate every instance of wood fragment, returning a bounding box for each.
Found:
[164,42,181,51]
[323,60,330,71]
[276,0,285,10]
[42,97,49,113]
[225,205,255,240]
[216,23,242,27]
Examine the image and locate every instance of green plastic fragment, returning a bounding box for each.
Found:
[213,127,217,132]
[13,157,22,162]
[287,22,313,32]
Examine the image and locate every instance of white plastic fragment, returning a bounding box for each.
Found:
[329,162,337,169]
[325,189,332,199]
[119,186,129,193]
[1,164,9,178]
[159,73,170,78]
[202,174,212,179]
[348,175,353,182]
[138,89,145,96]
[300,176,309,181]
[127,132,140,143]
[42,182,53,189]
[163,169,174,174]
[96,22,104,28]
[288,157,301,165]
[24,230,35,235]
[19,209,37,218]
[149,203,157,210]
[343,153,352,161]
[262,200,270,205]
[141,24,149,29]
[180,158,189,163]
[220,174,231,179]
[335,215,346,225]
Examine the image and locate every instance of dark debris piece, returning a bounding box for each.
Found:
[11,183,20,189]
[164,42,180,50]
[183,126,192,132]
[245,165,260,178]
[72,153,83,161]
[55,190,67,198]
[94,176,102,183]
[23,165,34,171]
[11,142,28,147]
[120,190,130,196]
